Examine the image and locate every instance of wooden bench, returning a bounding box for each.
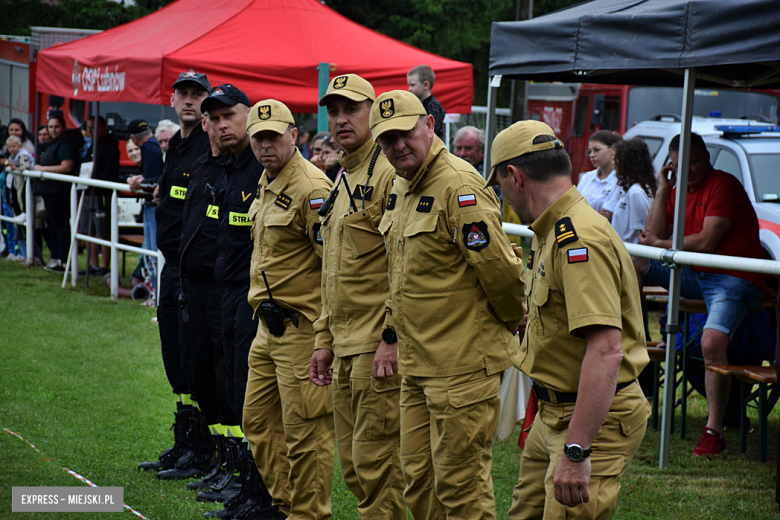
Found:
[706,364,778,462]
[119,234,145,277]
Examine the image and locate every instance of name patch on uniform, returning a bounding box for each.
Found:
[309,198,324,210]
[462,221,490,252]
[386,194,397,210]
[206,204,219,219]
[229,212,251,226]
[458,194,477,207]
[416,196,434,213]
[170,186,187,200]
[567,247,588,263]
[555,217,578,247]
[527,250,535,270]
[275,193,292,210]
[353,185,374,201]
[312,223,323,245]
[241,191,252,202]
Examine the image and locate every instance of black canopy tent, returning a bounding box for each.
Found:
[487,0,780,468]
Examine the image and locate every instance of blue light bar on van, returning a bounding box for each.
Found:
[715,125,780,135]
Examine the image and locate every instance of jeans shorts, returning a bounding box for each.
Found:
[643,260,764,339]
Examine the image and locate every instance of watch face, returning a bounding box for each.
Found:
[566,445,584,462]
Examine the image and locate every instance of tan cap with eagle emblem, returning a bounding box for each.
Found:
[369,90,427,142]
[247,99,296,136]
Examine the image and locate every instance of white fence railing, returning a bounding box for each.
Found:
[0,169,164,299]
[502,222,780,276]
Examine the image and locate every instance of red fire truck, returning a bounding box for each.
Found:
[527,82,780,182]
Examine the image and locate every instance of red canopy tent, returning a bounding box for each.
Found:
[35,0,473,113]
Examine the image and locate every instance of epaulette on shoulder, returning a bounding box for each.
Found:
[555,216,578,247]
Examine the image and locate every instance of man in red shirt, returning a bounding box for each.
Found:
[637,133,765,456]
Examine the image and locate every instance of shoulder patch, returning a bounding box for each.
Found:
[386,193,396,211]
[555,216,578,247]
[275,193,292,210]
[567,247,588,263]
[353,185,374,201]
[312,223,323,245]
[527,249,534,270]
[416,196,434,213]
[458,194,477,207]
[462,221,490,252]
[310,197,324,210]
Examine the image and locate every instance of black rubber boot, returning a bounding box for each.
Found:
[138,404,193,472]
[157,409,216,480]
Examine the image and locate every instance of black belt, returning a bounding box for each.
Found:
[533,380,636,404]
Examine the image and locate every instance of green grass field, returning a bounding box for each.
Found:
[1,256,778,519]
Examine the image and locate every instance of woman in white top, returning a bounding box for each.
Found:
[600,138,657,244]
[576,130,622,212]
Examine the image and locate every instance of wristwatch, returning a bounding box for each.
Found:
[381,327,397,344]
[563,443,592,463]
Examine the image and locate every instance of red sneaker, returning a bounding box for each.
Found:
[692,427,727,457]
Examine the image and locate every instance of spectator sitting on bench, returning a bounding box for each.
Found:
[659,309,775,430]
[635,132,767,457]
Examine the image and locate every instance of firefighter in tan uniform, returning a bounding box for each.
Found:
[369,90,526,520]
[242,99,335,520]
[308,74,406,519]
[487,121,650,520]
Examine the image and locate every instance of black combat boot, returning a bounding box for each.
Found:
[204,443,272,519]
[157,409,216,480]
[231,446,275,520]
[138,404,193,472]
[198,437,242,502]
[189,434,229,491]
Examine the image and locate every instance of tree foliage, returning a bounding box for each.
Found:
[325,0,583,106]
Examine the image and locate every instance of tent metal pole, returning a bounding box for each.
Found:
[483,76,500,179]
[659,66,696,469]
[317,63,329,133]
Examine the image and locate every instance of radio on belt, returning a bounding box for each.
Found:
[260,270,286,337]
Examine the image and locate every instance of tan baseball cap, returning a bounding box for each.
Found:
[486,120,564,186]
[318,74,376,107]
[369,90,427,141]
[247,99,295,136]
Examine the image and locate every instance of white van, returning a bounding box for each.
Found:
[623,117,780,260]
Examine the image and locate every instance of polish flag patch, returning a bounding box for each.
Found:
[458,194,477,207]
[567,247,588,263]
[310,198,324,209]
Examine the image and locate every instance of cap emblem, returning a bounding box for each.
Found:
[259,105,271,120]
[381,99,395,119]
[334,76,347,89]
[183,69,197,77]
[211,88,224,96]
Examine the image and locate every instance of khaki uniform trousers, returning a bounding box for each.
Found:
[508,382,650,520]
[333,353,406,520]
[243,314,335,520]
[400,369,501,520]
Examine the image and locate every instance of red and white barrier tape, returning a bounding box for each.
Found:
[4,428,148,519]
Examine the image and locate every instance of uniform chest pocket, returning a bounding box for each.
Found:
[228,202,252,237]
[403,213,454,275]
[529,280,558,337]
[343,203,384,260]
[248,200,260,240]
[263,210,297,255]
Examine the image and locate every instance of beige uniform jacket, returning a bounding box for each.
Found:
[313,140,396,357]
[514,186,650,393]
[247,149,333,322]
[378,137,526,378]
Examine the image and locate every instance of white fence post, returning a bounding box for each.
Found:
[25,177,33,267]
[110,191,119,299]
